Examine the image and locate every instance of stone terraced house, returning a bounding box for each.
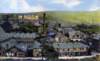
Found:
[53,42,89,56]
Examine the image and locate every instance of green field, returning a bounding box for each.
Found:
[0,11,100,25]
[46,11,100,25]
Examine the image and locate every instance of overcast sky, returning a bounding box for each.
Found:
[0,0,100,13]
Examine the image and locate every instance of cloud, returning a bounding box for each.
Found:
[89,6,100,11]
[1,0,100,12]
[52,0,82,8]
[88,0,100,11]
[0,0,45,13]
[10,0,45,12]
[31,5,45,12]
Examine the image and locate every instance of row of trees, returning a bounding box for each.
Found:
[74,24,100,34]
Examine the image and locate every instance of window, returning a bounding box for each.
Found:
[6,44,9,49]
[73,48,77,51]
[80,48,86,51]
[65,49,68,51]
[59,49,63,53]
[76,48,80,52]
[6,52,14,57]
[69,48,73,52]
[80,48,83,50]
[17,52,25,57]
[63,49,65,51]
[67,48,70,51]
[76,35,79,38]
[11,48,17,53]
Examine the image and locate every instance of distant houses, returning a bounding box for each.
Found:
[0,26,41,57]
[0,37,42,57]
[0,20,100,58]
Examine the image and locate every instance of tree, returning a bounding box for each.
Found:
[19,23,38,33]
[42,44,59,61]
[75,24,100,35]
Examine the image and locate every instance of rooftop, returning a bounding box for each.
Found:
[53,42,89,49]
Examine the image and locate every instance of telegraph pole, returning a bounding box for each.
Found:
[43,12,46,32]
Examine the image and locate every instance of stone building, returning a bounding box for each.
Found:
[53,42,89,56]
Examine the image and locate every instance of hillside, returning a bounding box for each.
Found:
[46,11,100,25]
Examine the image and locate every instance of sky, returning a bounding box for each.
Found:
[0,0,100,13]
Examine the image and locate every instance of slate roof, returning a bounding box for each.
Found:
[93,34,100,40]
[63,27,75,33]
[0,26,9,41]
[0,39,41,52]
[13,33,38,38]
[0,34,11,42]
[0,29,41,51]
[0,32,38,42]
[0,26,5,34]
[0,38,17,50]
[15,43,28,52]
[53,42,89,49]
[0,33,38,42]
[15,41,41,52]
[28,41,41,49]
[0,25,38,39]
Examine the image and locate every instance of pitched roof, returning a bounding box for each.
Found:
[28,41,41,49]
[0,26,5,33]
[0,32,38,42]
[13,33,38,38]
[53,42,89,49]
[15,43,28,52]
[0,33,14,42]
[15,41,41,52]
[0,39,17,50]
